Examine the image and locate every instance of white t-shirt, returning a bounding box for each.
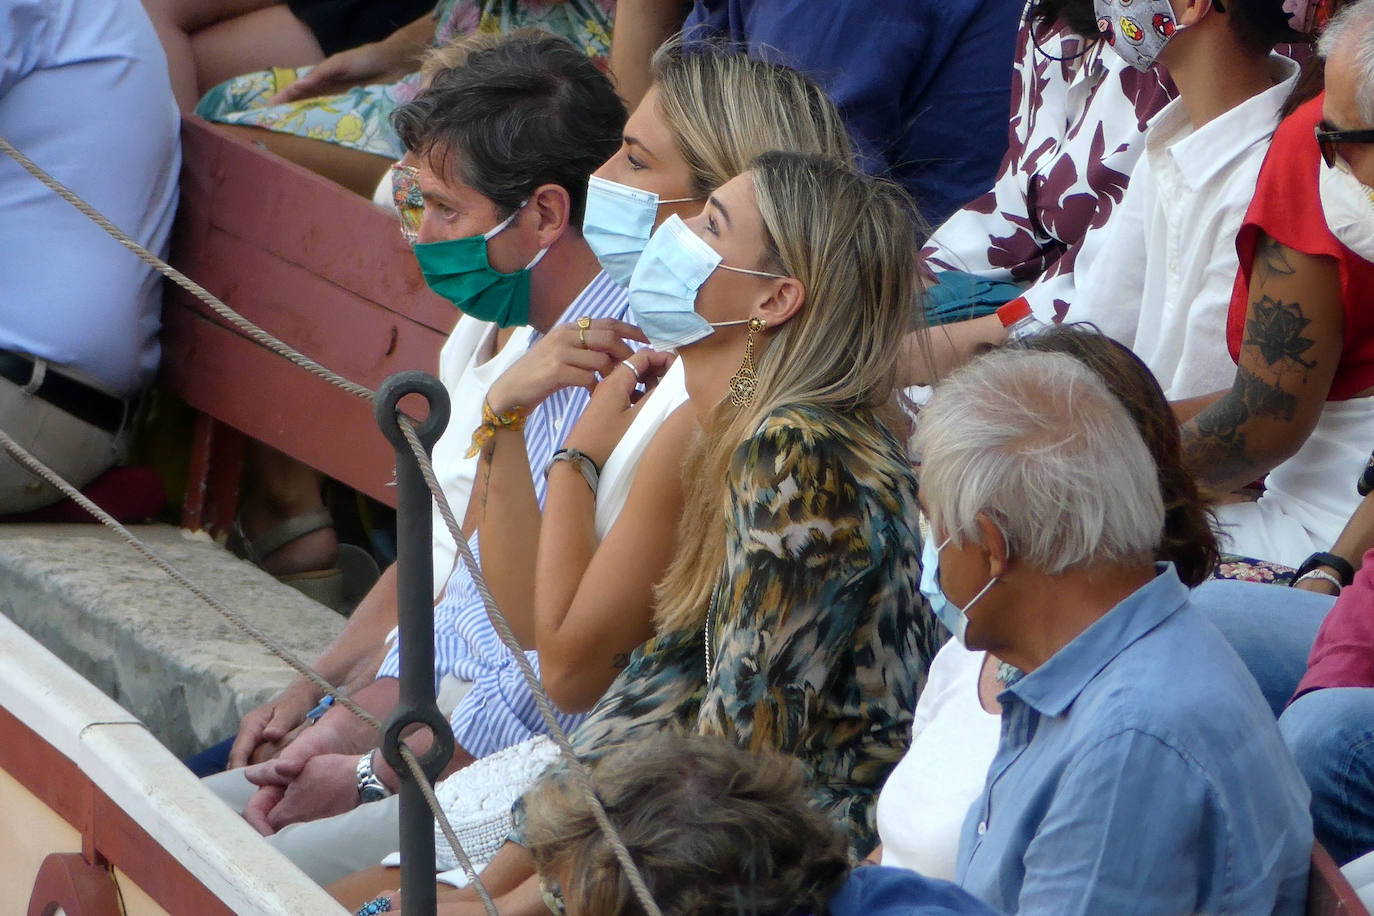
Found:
[876,640,1000,881]
[1051,55,1299,400]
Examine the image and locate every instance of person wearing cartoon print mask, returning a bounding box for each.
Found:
[1060,0,1307,405]
[916,347,1312,916]
[1179,0,1374,572]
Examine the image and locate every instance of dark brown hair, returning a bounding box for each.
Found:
[523,733,851,916]
[1018,324,1221,585]
[1029,0,1101,37]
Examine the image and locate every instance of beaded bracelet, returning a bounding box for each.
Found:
[466,399,528,458]
[355,895,393,916]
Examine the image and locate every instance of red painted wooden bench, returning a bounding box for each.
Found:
[1311,843,1371,916]
[159,116,454,535]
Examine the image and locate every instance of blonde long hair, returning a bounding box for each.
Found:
[650,39,855,195]
[653,152,925,634]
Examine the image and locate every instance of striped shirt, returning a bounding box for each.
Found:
[377,271,627,758]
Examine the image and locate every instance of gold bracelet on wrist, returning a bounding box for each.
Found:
[466,399,528,458]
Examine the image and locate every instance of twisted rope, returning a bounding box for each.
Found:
[0,427,497,915]
[400,420,663,916]
[1,132,662,915]
[0,135,373,403]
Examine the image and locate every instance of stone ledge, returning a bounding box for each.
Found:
[0,523,345,758]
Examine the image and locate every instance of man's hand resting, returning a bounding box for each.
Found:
[242,750,366,834]
[227,680,320,769]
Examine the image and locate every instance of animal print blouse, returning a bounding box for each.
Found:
[542,403,941,859]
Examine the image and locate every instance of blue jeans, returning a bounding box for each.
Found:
[1193,579,1334,718]
[1280,688,1374,865]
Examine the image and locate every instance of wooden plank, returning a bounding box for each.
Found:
[1309,842,1371,916]
[162,304,401,506]
[0,706,234,916]
[161,116,458,509]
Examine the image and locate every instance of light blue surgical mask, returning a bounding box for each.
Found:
[918,530,998,647]
[627,214,785,352]
[582,176,700,286]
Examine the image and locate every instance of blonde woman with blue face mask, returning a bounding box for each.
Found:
[333,151,938,916]
[470,40,855,699]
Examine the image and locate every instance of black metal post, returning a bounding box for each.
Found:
[375,371,456,916]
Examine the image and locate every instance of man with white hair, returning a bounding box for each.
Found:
[915,348,1312,915]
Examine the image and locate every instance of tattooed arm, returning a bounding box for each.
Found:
[1180,235,1344,493]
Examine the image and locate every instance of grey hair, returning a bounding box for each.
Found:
[915,349,1165,575]
[1319,0,1374,126]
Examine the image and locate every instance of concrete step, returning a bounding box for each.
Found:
[0,522,344,759]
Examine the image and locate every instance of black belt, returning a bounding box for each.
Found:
[0,350,129,434]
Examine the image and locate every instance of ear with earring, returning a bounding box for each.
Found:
[728,317,767,407]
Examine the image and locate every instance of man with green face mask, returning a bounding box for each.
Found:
[200,33,646,884]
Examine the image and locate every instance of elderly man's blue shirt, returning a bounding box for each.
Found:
[957,565,1312,915]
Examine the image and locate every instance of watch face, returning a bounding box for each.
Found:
[361,784,389,804]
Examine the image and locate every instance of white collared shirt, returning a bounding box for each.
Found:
[1065,54,1300,400]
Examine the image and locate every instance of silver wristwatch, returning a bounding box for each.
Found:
[546,447,600,493]
[356,751,392,803]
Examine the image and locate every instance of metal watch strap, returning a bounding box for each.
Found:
[546,447,600,493]
[1293,551,1355,588]
[356,751,392,803]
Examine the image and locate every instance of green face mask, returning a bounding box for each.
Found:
[413,203,548,327]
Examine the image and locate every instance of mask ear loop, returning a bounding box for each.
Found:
[487,199,549,270]
[718,264,788,280]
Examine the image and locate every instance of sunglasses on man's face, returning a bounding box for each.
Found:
[1315,122,1374,168]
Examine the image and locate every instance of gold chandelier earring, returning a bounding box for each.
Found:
[728,317,767,407]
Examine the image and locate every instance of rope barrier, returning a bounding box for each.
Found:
[0,426,498,916]
[0,132,662,916]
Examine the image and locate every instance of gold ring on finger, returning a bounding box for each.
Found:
[577,315,592,348]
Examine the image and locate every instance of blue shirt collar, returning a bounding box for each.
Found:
[1003,563,1189,718]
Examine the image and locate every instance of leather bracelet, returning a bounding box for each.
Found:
[1292,551,1355,588]
[546,447,600,494]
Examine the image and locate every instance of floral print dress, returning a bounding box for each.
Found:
[194,0,615,160]
[518,404,942,860]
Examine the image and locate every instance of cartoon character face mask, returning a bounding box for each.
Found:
[390,163,424,247]
[1094,0,1186,71]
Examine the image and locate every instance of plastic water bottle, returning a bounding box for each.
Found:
[997,297,1049,342]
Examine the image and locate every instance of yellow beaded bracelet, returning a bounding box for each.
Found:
[466,399,528,458]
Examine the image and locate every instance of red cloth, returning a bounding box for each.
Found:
[0,466,165,524]
[1227,94,1374,400]
[1294,548,1374,699]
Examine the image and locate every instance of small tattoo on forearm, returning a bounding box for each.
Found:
[1254,236,1296,287]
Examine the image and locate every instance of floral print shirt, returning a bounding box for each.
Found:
[195,0,615,160]
[539,404,941,859]
[923,15,1175,320]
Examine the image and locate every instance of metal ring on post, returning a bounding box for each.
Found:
[380,704,455,782]
[375,370,453,916]
[374,371,450,454]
